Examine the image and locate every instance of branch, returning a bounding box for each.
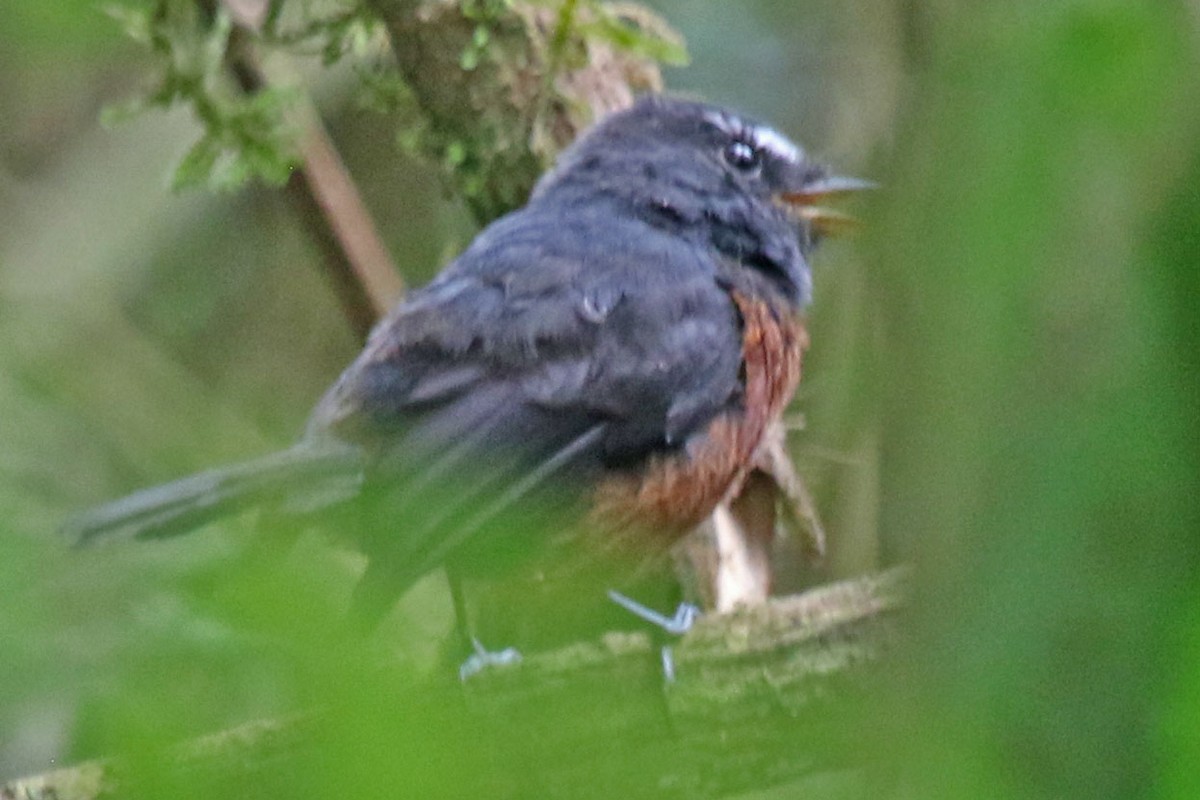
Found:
[364,0,672,223]
[1,570,904,800]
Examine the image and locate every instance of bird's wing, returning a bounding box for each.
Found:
[307,210,745,582]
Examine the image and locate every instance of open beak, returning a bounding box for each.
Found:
[778,175,875,238]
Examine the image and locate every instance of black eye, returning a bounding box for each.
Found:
[722,140,761,173]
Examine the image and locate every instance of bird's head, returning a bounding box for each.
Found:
[531,95,870,307]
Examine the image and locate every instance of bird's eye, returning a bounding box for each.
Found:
[722,140,761,173]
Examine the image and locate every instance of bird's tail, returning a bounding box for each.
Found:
[63,445,363,547]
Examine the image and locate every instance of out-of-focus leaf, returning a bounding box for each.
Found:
[99,95,151,129]
[172,134,223,190]
[102,2,153,45]
[584,4,689,66]
[870,2,1200,798]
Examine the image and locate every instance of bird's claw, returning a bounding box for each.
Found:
[607,590,701,684]
[458,637,522,682]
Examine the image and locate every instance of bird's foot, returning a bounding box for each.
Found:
[607,590,701,683]
[458,637,522,682]
[607,590,701,635]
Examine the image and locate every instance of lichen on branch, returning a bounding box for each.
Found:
[365,0,684,222]
[102,0,685,217]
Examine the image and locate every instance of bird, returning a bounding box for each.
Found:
[63,95,866,653]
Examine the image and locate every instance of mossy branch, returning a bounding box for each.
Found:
[1,570,903,800]
[363,0,678,223]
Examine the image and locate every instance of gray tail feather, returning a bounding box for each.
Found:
[63,445,363,547]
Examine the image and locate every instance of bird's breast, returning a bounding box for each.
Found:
[589,290,806,552]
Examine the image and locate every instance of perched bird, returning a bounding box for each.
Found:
[64,95,865,651]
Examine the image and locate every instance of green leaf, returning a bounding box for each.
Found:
[585,7,689,67]
[445,140,467,167]
[198,6,234,78]
[102,2,153,45]
[99,95,150,129]
[171,135,223,191]
[460,44,481,71]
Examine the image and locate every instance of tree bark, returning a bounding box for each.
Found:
[364,0,668,224]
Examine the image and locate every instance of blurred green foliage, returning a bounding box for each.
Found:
[97,0,689,200]
[1,0,1198,797]
[871,4,1200,799]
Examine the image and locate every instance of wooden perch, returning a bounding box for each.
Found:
[1,569,904,800]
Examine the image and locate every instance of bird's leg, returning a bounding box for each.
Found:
[607,589,701,634]
[458,637,523,682]
[445,569,523,681]
[607,589,701,683]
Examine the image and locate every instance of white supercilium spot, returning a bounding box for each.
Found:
[751,125,802,165]
[703,110,803,165]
